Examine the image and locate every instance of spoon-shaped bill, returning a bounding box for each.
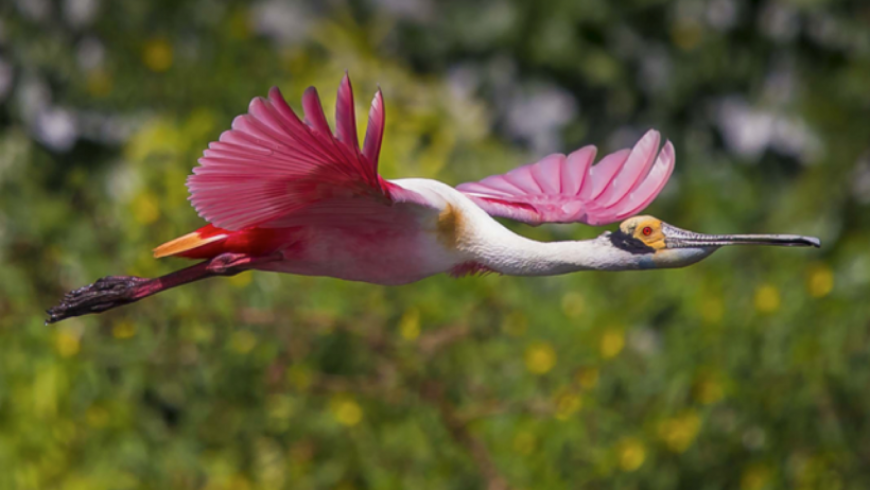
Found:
[663,224,821,248]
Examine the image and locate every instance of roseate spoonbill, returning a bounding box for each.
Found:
[46,74,820,324]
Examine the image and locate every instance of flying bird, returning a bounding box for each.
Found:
[46,74,820,324]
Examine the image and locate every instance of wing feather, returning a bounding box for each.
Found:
[362,90,385,168]
[187,76,429,231]
[595,130,660,208]
[561,146,595,196]
[456,129,675,226]
[335,74,360,149]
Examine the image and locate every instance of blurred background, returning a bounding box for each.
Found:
[1,0,869,488]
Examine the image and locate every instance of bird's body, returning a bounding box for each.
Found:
[157,177,677,286]
[46,74,819,323]
[251,179,462,285]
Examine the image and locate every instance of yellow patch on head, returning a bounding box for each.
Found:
[619,215,666,250]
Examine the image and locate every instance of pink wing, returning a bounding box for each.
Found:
[187,74,427,231]
[456,130,676,226]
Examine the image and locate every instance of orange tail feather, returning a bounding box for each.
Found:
[153,225,228,259]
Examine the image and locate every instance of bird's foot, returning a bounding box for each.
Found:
[206,253,256,275]
[205,252,284,275]
[45,276,151,324]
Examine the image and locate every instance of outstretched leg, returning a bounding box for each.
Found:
[45,252,281,324]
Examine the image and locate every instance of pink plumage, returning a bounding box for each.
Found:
[455,129,675,226]
[188,74,409,231]
[362,89,385,168]
[47,73,822,325]
[334,74,360,149]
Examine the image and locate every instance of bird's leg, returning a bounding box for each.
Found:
[45,252,281,324]
[204,252,271,275]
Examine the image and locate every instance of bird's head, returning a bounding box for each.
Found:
[606,215,821,269]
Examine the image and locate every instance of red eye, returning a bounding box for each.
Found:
[642,226,653,236]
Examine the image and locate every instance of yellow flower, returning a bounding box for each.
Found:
[807,264,834,298]
[330,397,363,427]
[112,320,136,339]
[55,329,80,357]
[525,342,557,374]
[398,308,420,341]
[618,438,646,472]
[142,38,173,72]
[741,464,772,490]
[754,284,780,314]
[600,329,624,359]
[658,411,701,453]
[554,392,582,421]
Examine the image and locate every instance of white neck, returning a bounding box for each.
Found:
[391,178,652,276]
[474,232,648,276]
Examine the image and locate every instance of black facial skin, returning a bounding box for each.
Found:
[609,228,656,255]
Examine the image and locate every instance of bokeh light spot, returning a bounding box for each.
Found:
[658,411,701,452]
[55,329,80,357]
[331,397,363,427]
[754,284,780,313]
[807,264,834,298]
[741,464,772,490]
[618,438,646,471]
[143,38,173,72]
[525,342,556,374]
[112,320,136,339]
[600,329,625,359]
[399,307,420,341]
[554,392,582,421]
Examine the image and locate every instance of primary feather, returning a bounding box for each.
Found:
[455,130,675,226]
[187,75,424,231]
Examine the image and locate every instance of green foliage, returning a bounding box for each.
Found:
[1,1,869,489]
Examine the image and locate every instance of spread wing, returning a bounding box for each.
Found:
[187,74,429,231]
[456,130,675,226]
